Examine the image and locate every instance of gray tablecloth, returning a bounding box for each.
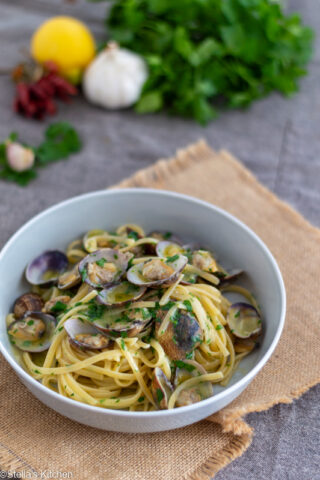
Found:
[0,1,319,479]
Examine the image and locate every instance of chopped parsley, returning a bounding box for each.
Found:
[96,258,107,267]
[156,388,164,403]
[121,339,126,350]
[183,300,193,313]
[163,232,172,239]
[161,301,175,311]
[51,301,68,313]
[234,310,241,318]
[85,302,106,321]
[174,360,195,372]
[128,257,134,268]
[170,309,180,326]
[138,396,145,403]
[80,267,87,282]
[215,324,223,331]
[27,319,34,326]
[33,369,41,374]
[128,231,139,241]
[166,254,179,263]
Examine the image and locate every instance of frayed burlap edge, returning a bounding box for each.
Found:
[113,139,320,479]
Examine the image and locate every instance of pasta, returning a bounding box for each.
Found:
[6,224,262,410]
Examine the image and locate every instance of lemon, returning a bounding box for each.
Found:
[31,16,96,84]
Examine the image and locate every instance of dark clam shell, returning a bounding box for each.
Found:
[13,292,44,319]
[155,309,203,360]
[26,250,68,287]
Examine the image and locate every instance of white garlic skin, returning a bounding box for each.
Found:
[6,142,35,172]
[83,43,148,109]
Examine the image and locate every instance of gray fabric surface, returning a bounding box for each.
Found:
[0,1,319,479]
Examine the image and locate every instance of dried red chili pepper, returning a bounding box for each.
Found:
[12,60,78,120]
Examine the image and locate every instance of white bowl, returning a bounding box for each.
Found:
[0,189,285,433]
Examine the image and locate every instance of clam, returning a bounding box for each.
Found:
[151,367,173,409]
[127,255,188,287]
[234,337,258,354]
[155,309,203,360]
[156,241,186,258]
[92,306,152,339]
[43,295,71,315]
[97,281,146,306]
[192,250,217,273]
[13,292,44,319]
[227,302,262,339]
[58,264,81,290]
[173,360,213,407]
[145,231,181,255]
[64,318,110,351]
[26,250,68,287]
[79,249,132,289]
[7,311,56,352]
[216,269,243,284]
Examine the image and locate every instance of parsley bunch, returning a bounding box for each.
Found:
[105,0,314,124]
[0,122,82,186]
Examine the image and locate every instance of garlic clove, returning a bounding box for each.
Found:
[6,142,35,172]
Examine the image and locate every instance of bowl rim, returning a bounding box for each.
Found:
[0,188,286,418]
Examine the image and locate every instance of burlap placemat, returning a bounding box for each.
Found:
[1,140,320,480]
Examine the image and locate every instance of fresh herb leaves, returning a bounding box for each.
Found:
[106,0,314,124]
[166,254,179,263]
[36,122,81,165]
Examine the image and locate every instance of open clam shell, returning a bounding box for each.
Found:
[173,360,213,407]
[127,255,188,287]
[58,264,81,290]
[227,302,262,339]
[79,248,132,289]
[8,311,56,352]
[151,367,173,409]
[92,306,152,339]
[216,269,243,284]
[64,318,110,351]
[155,309,203,360]
[97,281,146,307]
[156,241,186,258]
[26,250,68,287]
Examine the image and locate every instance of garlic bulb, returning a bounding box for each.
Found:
[83,42,148,109]
[6,142,35,172]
